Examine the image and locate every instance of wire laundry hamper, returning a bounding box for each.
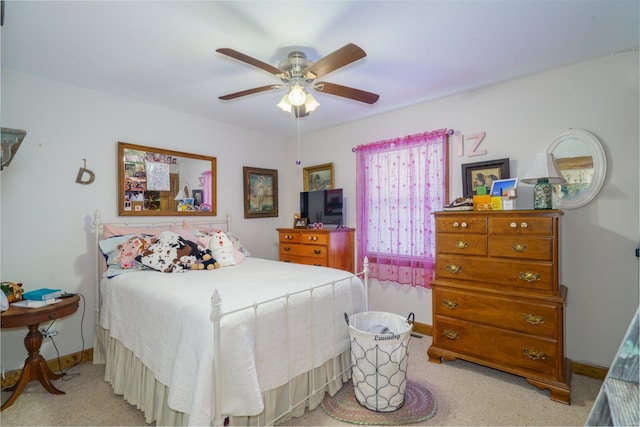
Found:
[345,311,413,412]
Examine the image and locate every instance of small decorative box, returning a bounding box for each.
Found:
[473,195,492,210]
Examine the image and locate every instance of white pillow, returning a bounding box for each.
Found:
[209,230,235,267]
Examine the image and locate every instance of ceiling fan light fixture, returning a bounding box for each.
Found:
[287,85,306,106]
[277,94,292,113]
[304,93,319,113]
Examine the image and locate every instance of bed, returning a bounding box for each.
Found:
[91,211,368,426]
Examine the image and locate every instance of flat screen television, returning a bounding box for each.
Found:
[300,189,344,226]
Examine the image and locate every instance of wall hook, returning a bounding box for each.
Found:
[76,158,95,185]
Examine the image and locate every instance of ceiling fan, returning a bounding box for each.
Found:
[216,43,380,118]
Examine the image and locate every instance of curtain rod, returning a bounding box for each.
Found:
[351,128,455,152]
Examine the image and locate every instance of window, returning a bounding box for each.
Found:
[355,129,449,287]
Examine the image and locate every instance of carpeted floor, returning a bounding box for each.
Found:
[1,334,603,426]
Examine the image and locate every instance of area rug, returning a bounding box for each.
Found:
[321,380,437,425]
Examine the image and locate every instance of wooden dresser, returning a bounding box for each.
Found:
[428,210,570,404]
[277,228,355,273]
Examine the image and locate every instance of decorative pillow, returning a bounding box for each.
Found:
[103,224,166,239]
[226,232,251,257]
[99,234,154,278]
[137,231,200,273]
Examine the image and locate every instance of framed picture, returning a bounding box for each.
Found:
[490,178,518,196]
[293,217,309,229]
[191,189,204,206]
[303,163,334,191]
[462,158,510,196]
[243,166,278,218]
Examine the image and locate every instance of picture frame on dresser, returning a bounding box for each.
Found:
[243,166,278,218]
[462,158,510,196]
[293,218,308,229]
[303,163,334,191]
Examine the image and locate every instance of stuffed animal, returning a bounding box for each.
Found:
[191,249,220,270]
[1,281,24,303]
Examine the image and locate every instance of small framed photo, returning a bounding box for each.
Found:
[462,158,510,196]
[191,189,204,206]
[293,217,309,229]
[303,163,334,191]
[490,178,518,196]
[243,166,278,218]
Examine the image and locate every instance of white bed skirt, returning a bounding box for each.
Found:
[94,326,352,426]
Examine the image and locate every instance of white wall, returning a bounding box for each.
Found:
[0,69,283,370]
[282,51,639,367]
[2,51,637,372]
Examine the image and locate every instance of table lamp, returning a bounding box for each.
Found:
[521,153,566,209]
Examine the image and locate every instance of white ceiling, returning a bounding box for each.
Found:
[1,1,638,138]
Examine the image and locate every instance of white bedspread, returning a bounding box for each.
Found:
[99,257,366,425]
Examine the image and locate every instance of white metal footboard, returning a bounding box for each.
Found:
[210,259,369,426]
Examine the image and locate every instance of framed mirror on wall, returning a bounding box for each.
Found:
[118,142,217,216]
[545,129,607,209]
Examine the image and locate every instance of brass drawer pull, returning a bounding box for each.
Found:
[455,241,468,249]
[308,236,318,241]
[284,247,291,252]
[509,222,529,229]
[523,313,544,325]
[512,243,527,252]
[523,349,546,360]
[452,221,468,228]
[443,329,460,340]
[446,264,463,274]
[285,235,293,240]
[521,222,528,228]
[519,271,540,283]
[314,249,322,255]
[442,299,458,310]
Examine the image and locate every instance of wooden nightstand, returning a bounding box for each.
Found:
[1,295,80,411]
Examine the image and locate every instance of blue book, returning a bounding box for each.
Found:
[23,288,62,301]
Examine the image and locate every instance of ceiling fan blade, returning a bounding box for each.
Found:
[314,82,380,104]
[303,43,366,79]
[216,48,283,76]
[219,85,281,100]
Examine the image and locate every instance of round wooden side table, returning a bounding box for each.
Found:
[1,295,80,411]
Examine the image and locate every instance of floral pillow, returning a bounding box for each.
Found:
[99,234,154,278]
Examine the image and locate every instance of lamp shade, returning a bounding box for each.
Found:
[521,153,566,185]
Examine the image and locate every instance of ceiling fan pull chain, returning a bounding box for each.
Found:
[296,114,302,167]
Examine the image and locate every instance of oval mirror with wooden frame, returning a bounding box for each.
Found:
[545,129,606,209]
[118,142,217,216]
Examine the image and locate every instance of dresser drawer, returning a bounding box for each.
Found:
[300,232,329,245]
[436,216,487,234]
[433,316,559,378]
[280,254,328,267]
[488,236,554,261]
[436,254,555,293]
[280,244,327,259]
[279,232,301,243]
[437,234,487,256]
[488,217,553,235]
[433,287,560,338]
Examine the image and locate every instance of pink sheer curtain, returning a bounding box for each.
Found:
[355,129,448,288]
[202,171,212,206]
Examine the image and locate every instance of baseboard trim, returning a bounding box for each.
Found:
[412,321,608,380]
[1,334,609,388]
[1,348,93,389]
